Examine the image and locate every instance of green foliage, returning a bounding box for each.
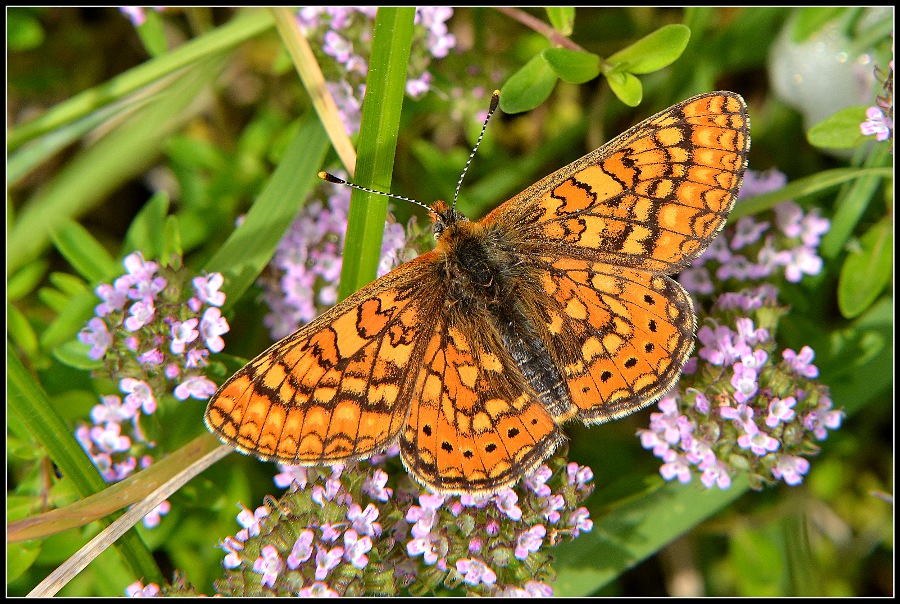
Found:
[837,217,892,318]
[500,53,559,114]
[501,21,690,111]
[545,7,575,36]
[807,106,870,149]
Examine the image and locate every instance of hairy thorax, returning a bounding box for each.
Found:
[436,221,521,310]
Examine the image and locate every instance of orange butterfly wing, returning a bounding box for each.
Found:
[400,307,561,494]
[205,254,441,464]
[482,91,750,422]
[487,91,749,271]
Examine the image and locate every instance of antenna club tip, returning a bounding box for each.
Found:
[490,90,500,112]
[319,171,344,184]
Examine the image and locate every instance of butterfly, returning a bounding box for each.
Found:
[205,91,750,495]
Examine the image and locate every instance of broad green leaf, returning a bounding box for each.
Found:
[542,47,601,84]
[605,70,643,107]
[546,7,575,36]
[7,540,42,584]
[605,24,691,74]
[807,106,869,149]
[825,297,892,414]
[838,217,892,318]
[500,54,559,114]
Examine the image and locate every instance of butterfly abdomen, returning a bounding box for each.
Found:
[436,221,574,418]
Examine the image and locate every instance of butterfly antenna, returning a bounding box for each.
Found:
[452,90,501,210]
[318,172,434,213]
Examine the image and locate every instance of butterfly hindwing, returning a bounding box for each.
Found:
[400,309,562,494]
[525,256,696,423]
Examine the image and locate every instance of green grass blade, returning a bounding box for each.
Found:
[7,342,163,584]
[203,115,330,307]
[336,7,416,301]
[9,56,227,276]
[553,476,748,595]
[7,9,274,151]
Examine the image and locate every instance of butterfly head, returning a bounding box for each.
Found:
[430,200,469,241]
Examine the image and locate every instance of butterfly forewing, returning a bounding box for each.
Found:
[205,253,442,464]
[487,92,750,273]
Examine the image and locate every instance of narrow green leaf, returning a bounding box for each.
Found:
[38,285,71,314]
[9,55,227,276]
[819,144,892,259]
[135,8,169,57]
[553,476,748,595]
[606,70,643,107]
[7,343,163,583]
[337,7,416,300]
[781,512,818,596]
[730,524,784,595]
[8,95,144,187]
[542,48,601,84]
[838,217,892,318]
[50,218,119,284]
[203,115,330,307]
[8,303,39,358]
[8,9,274,151]
[38,290,98,350]
[807,106,869,149]
[53,339,105,371]
[500,53,559,114]
[123,191,170,260]
[729,166,892,220]
[162,215,184,267]
[545,7,575,36]
[8,260,49,302]
[605,24,691,74]
[49,272,88,297]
